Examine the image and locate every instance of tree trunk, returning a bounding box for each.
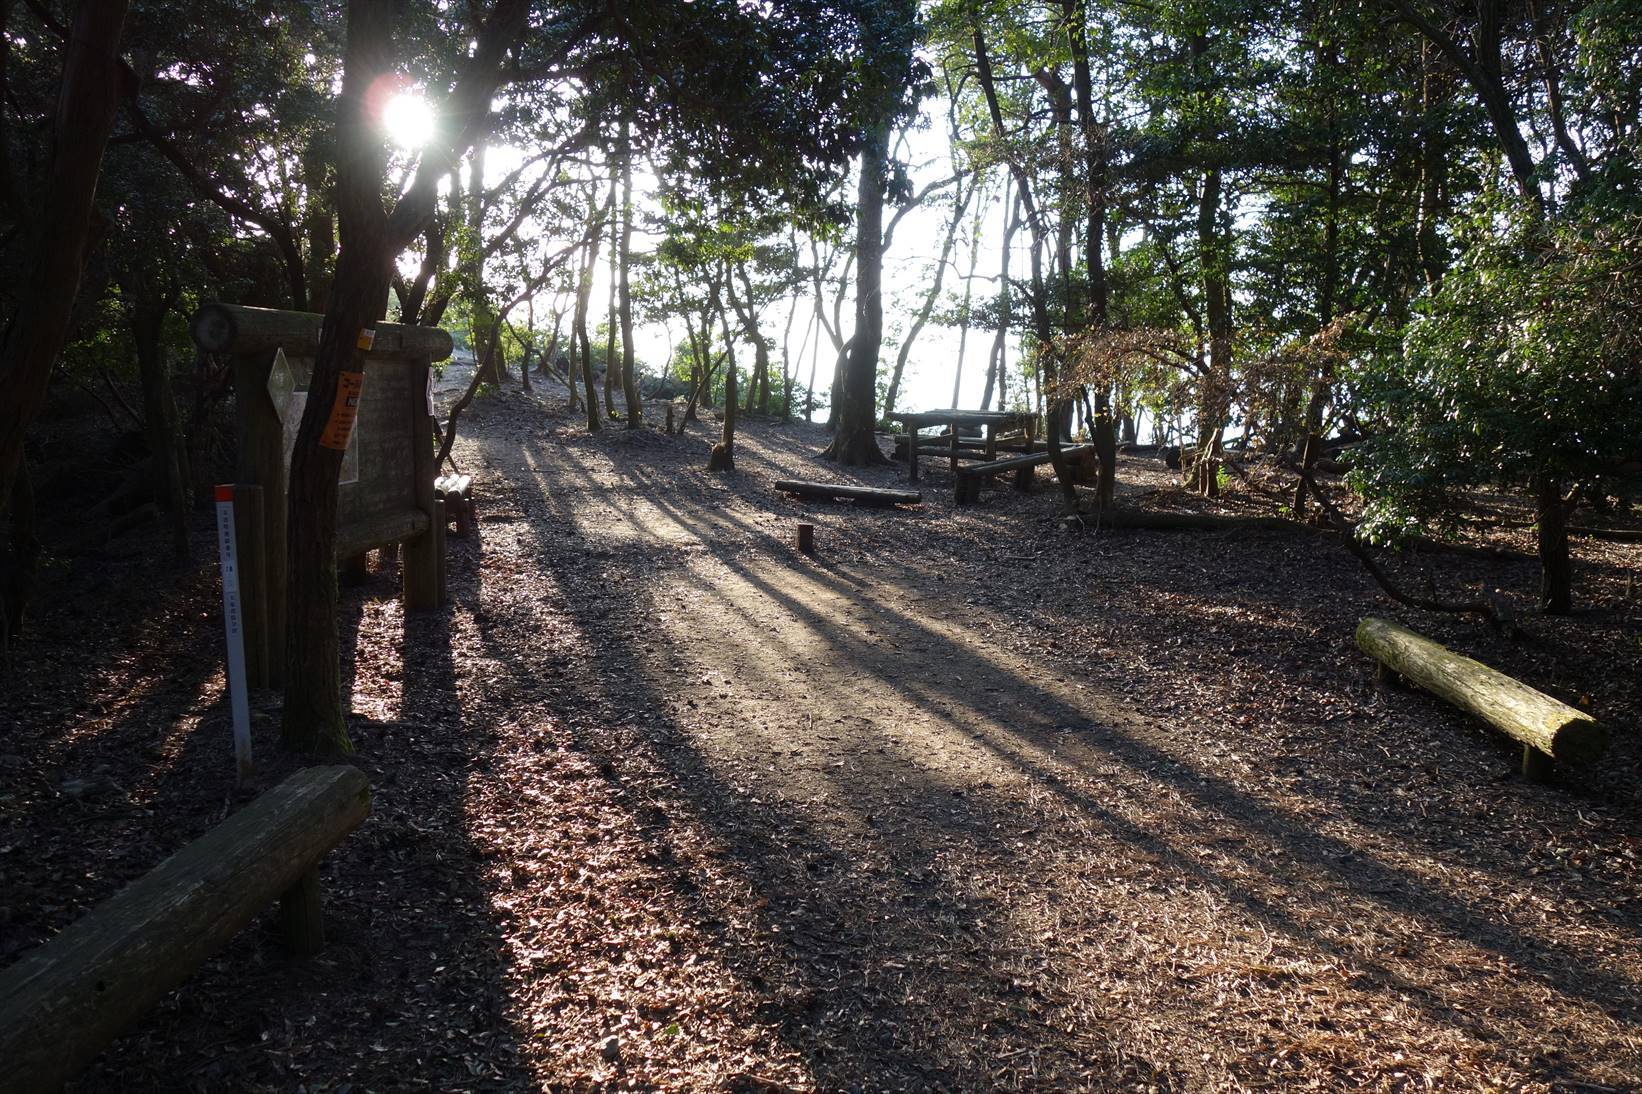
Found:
[1,461,38,658]
[1065,2,1118,510]
[1194,161,1230,497]
[467,141,504,386]
[618,121,640,428]
[131,295,191,560]
[1414,42,1448,290]
[1536,474,1572,614]
[729,266,773,419]
[279,0,534,750]
[0,0,129,541]
[301,136,336,312]
[1293,36,1343,519]
[982,183,1018,412]
[780,280,804,422]
[885,175,969,418]
[823,119,891,466]
[574,197,603,432]
[707,306,737,472]
[281,0,398,754]
[520,295,534,392]
[603,173,619,420]
[950,178,987,408]
[803,314,823,422]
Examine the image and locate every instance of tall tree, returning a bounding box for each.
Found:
[281,0,536,753]
[0,0,130,656]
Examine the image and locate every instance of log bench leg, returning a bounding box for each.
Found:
[1012,466,1033,492]
[1522,744,1554,783]
[340,552,370,586]
[277,867,326,955]
[403,504,442,612]
[435,499,447,606]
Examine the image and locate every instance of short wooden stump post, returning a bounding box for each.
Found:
[796,522,815,554]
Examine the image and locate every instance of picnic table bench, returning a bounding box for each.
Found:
[955,444,1091,504]
[885,409,1037,483]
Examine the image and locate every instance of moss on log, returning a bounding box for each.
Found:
[1355,616,1606,766]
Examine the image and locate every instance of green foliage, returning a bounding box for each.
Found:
[1353,195,1642,543]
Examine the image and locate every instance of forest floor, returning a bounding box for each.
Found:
[4,369,1642,1091]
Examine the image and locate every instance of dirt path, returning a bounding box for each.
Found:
[425,382,1642,1089]
[6,376,1640,1090]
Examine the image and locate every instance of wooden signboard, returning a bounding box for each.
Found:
[192,303,453,688]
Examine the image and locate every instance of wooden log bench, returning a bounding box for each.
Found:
[773,479,922,507]
[1355,616,1607,780]
[0,766,371,1093]
[955,444,1090,505]
[888,433,1035,459]
[434,473,476,537]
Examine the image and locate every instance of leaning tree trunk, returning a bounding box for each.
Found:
[950,185,986,408]
[824,119,891,466]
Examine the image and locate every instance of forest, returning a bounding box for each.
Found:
[1,0,1640,1089]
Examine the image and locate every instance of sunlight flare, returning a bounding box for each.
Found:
[382,90,435,150]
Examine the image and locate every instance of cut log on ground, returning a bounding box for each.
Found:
[1093,509,1304,533]
[1569,525,1642,543]
[1355,616,1607,775]
[0,766,371,1094]
[773,480,922,506]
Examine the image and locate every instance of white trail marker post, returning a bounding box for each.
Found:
[214,484,254,781]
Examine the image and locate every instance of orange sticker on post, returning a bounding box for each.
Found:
[356,327,377,351]
[319,370,364,451]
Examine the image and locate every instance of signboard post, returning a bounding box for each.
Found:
[213,485,254,782]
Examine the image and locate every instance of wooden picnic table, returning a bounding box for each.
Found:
[885,409,1037,482]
